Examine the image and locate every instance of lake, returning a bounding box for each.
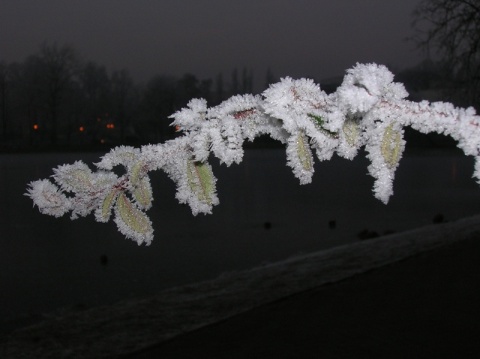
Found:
[1,148,479,334]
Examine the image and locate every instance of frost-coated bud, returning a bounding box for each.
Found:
[169,98,208,132]
[262,77,328,134]
[337,63,408,114]
[26,180,72,217]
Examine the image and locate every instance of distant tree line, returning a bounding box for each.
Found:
[3,2,480,152]
[0,42,276,151]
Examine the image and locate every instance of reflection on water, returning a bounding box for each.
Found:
[1,149,479,333]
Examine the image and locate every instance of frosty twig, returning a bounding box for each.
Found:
[26,63,480,245]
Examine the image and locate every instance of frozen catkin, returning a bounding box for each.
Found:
[27,63,480,244]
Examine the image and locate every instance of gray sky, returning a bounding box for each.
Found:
[1,0,425,88]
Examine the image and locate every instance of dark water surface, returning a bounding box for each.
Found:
[1,149,479,334]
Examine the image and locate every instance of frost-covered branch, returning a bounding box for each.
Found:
[26,63,480,245]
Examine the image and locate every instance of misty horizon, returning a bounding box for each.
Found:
[1,0,426,87]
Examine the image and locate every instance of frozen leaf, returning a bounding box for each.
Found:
[96,188,119,222]
[286,131,314,185]
[91,171,119,191]
[53,161,93,193]
[364,122,405,204]
[132,176,153,210]
[474,157,480,184]
[129,160,146,187]
[343,119,361,147]
[114,193,153,245]
[296,131,313,173]
[381,123,402,168]
[307,114,339,139]
[187,160,215,205]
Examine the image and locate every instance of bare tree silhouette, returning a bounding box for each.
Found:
[413,0,480,107]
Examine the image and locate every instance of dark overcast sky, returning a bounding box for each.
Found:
[1,0,425,88]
